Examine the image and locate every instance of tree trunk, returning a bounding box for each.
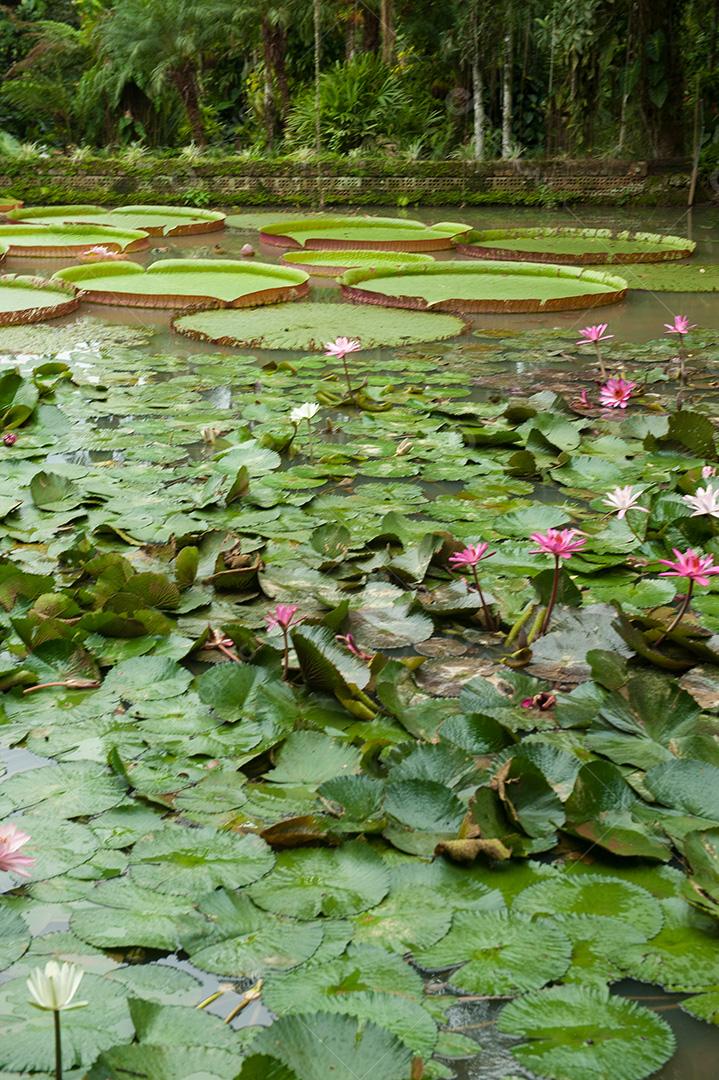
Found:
[172,66,206,146]
[362,4,380,51]
[380,0,395,64]
[470,3,485,160]
[501,26,513,157]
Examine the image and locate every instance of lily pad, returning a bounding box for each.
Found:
[341,261,627,313]
[512,874,664,938]
[457,227,694,264]
[0,273,78,325]
[172,301,465,349]
[248,841,389,917]
[53,259,308,309]
[0,222,148,256]
[280,249,434,277]
[415,910,572,994]
[497,984,675,1080]
[261,215,471,251]
[9,203,225,236]
[593,260,719,291]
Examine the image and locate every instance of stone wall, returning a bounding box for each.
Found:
[0,156,696,207]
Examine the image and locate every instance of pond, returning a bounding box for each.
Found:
[1,202,718,1080]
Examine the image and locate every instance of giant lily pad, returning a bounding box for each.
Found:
[497,984,675,1080]
[0,222,148,256]
[172,300,465,349]
[341,261,627,313]
[457,227,694,264]
[593,261,719,291]
[0,273,78,325]
[53,259,308,309]
[8,203,225,236]
[0,195,22,213]
[280,249,434,278]
[261,215,471,251]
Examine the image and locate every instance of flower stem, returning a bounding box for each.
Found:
[281,627,290,680]
[305,417,314,460]
[341,354,354,398]
[656,579,694,645]
[539,556,561,637]
[54,1010,62,1080]
[471,565,495,630]
[595,342,606,381]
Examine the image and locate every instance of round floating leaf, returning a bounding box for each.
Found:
[11,813,97,880]
[680,990,719,1024]
[280,249,434,277]
[0,906,30,971]
[512,874,664,938]
[415,910,571,994]
[384,778,466,833]
[1,761,126,818]
[129,822,274,896]
[172,301,465,350]
[13,203,225,236]
[180,889,325,977]
[594,261,719,291]
[351,886,452,952]
[0,971,132,1073]
[0,273,78,325]
[645,760,719,821]
[0,221,148,255]
[497,984,676,1080]
[458,226,693,264]
[341,261,627,314]
[53,259,308,309]
[238,1012,412,1080]
[261,215,470,251]
[71,880,192,950]
[611,897,719,991]
[100,656,193,702]
[267,730,361,786]
[88,1041,238,1080]
[558,916,651,988]
[248,841,389,918]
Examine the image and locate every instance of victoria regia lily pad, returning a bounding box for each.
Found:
[0,273,79,325]
[260,214,471,251]
[456,226,694,264]
[0,221,149,256]
[279,248,435,277]
[8,203,226,236]
[172,300,466,349]
[53,258,309,309]
[341,261,628,313]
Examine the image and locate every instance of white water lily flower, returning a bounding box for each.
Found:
[602,485,649,519]
[27,962,87,1012]
[290,402,320,424]
[682,485,719,518]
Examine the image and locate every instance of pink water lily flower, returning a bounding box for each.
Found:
[265,604,300,631]
[79,245,124,261]
[602,485,649,519]
[664,315,697,337]
[0,823,34,878]
[530,528,587,560]
[599,377,636,409]
[576,323,613,345]
[659,548,719,586]
[702,465,717,480]
[324,337,362,359]
[682,485,719,518]
[448,542,496,568]
[336,633,374,662]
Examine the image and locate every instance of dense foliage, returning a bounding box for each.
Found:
[1,0,717,161]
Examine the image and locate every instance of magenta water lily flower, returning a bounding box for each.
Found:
[448,542,495,568]
[265,604,301,680]
[659,548,719,586]
[448,541,496,629]
[530,528,587,560]
[0,823,34,878]
[265,604,299,631]
[656,548,719,643]
[599,377,636,409]
[530,529,586,636]
[3,432,17,446]
[336,632,374,661]
[577,323,613,345]
[664,315,697,337]
[602,485,648,519]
